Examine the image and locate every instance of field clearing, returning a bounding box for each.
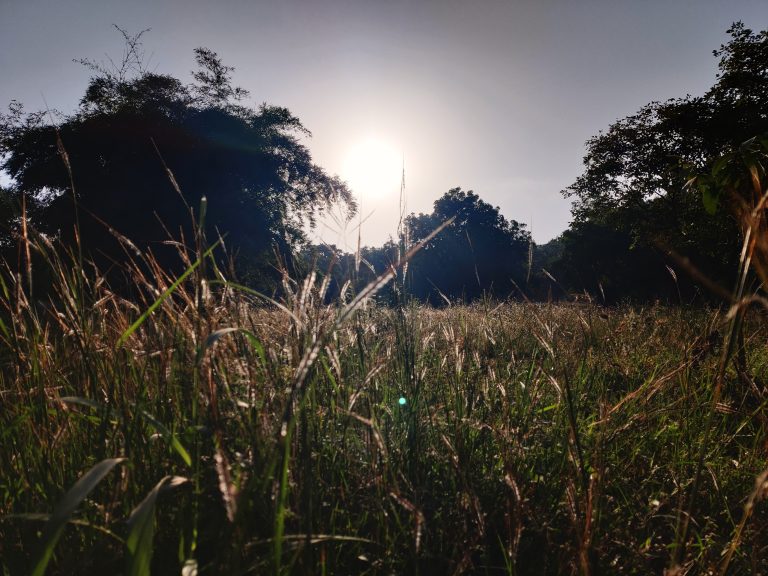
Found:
[1,258,767,574]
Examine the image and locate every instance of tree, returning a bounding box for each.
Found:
[405,188,530,304]
[563,22,768,299]
[0,29,355,288]
[551,221,686,303]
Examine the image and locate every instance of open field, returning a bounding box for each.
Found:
[3,11,768,576]
[1,248,767,575]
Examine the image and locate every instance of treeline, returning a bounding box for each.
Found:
[0,33,356,295]
[554,23,768,304]
[299,187,535,305]
[1,23,767,305]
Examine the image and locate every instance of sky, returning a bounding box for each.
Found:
[1,0,767,250]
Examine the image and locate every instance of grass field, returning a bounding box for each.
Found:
[0,239,767,575]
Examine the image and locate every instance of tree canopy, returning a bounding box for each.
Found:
[404,188,531,304]
[0,30,355,286]
[561,22,768,301]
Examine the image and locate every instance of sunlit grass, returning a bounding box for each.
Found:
[0,231,767,575]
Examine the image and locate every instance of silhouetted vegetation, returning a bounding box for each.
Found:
[0,29,354,291]
[297,189,531,306]
[404,188,530,303]
[559,22,767,302]
[3,24,768,304]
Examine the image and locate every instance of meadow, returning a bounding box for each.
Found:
[0,232,766,576]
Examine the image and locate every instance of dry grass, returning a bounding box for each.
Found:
[0,229,767,575]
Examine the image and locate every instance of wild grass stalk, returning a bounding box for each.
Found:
[0,213,767,574]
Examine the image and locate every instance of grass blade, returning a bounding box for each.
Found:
[125,476,188,576]
[59,396,104,410]
[203,327,239,351]
[60,397,190,467]
[138,410,192,468]
[31,458,126,576]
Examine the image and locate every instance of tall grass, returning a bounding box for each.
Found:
[1,196,767,573]
[1,229,767,574]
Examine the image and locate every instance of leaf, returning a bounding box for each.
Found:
[0,314,10,341]
[31,458,126,576]
[711,153,731,179]
[237,328,266,363]
[60,396,118,424]
[0,272,10,300]
[125,476,188,576]
[203,327,266,370]
[60,396,103,410]
[700,183,719,215]
[538,403,559,414]
[138,410,192,468]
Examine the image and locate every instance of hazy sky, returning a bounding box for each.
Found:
[1,0,767,248]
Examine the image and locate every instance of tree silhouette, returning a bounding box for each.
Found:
[0,30,355,288]
[562,22,768,299]
[405,188,530,304]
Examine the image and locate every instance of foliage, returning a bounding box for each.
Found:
[404,188,531,304]
[297,188,532,306]
[552,220,692,303]
[0,30,355,288]
[4,22,768,575]
[563,22,768,299]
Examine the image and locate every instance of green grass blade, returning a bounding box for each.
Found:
[0,272,9,300]
[125,476,188,576]
[59,396,103,410]
[60,397,189,466]
[274,426,292,575]
[0,314,10,340]
[238,328,267,365]
[31,458,126,576]
[138,410,192,468]
[60,395,118,422]
[117,240,221,348]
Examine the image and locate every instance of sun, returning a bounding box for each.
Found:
[341,138,402,202]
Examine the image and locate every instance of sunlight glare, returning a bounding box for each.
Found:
[341,138,402,202]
